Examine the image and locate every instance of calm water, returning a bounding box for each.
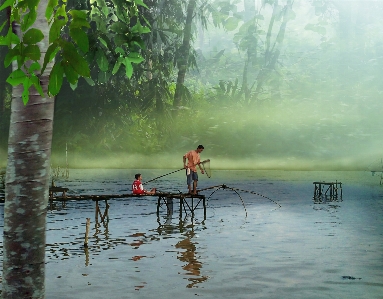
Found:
[1,169,383,299]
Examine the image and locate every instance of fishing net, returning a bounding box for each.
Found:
[201,159,211,178]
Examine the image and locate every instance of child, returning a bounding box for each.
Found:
[132,173,156,195]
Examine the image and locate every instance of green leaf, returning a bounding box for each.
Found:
[98,70,111,83]
[62,42,90,77]
[131,20,150,34]
[46,0,58,21]
[48,62,64,95]
[110,21,129,34]
[0,36,7,46]
[115,47,124,54]
[56,5,68,20]
[98,36,108,48]
[131,39,145,49]
[22,82,31,105]
[224,17,239,31]
[69,82,78,90]
[84,77,95,86]
[30,74,44,97]
[23,28,44,45]
[134,0,148,9]
[4,46,20,67]
[96,0,109,16]
[0,19,7,32]
[114,6,128,22]
[6,69,27,86]
[69,18,91,29]
[16,53,26,69]
[92,15,107,33]
[24,44,41,61]
[41,42,59,74]
[10,31,20,45]
[62,61,79,84]
[114,34,128,46]
[0,0,13,12]
[128,52,144,64]
[29,62,41,72]
[141,27,151,34]
[123,57,133,78]
[69,28,89,53]
[49,18,66,43]
[69,9,88,20]
[21,9,37,32]
[27,0,40,10]
[98,34,115,53]
[96,49,109,71]
[112,57,123,75]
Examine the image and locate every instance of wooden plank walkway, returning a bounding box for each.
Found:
[0,186,207,219]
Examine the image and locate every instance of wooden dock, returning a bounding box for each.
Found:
[0,187,207,221]
[313,181,342,202]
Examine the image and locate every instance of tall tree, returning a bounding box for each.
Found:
[234,0,295,104]
[2,1,54,297]
[0,0,149,297]
[173,0,197,114]
[252,0,294,103]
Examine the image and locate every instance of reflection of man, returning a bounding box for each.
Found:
[175,231,209,288]
[183,145,205,194]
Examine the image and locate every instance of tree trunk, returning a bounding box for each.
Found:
[172,0,196,115]
[253,0,293,103]
[3,1,54,298]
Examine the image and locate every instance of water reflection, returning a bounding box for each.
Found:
[175,228,209,288]
[1,170,382,298]
[155,201,209,288]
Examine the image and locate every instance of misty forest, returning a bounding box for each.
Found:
[1,1,383,299]
[1,0,383,170]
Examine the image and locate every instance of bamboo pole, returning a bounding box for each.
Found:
[84,218,90,247]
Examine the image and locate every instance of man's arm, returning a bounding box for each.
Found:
[199,163,204,173]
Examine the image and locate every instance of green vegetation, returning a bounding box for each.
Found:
[1,0,383,169]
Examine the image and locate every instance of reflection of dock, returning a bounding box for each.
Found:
[313,181,342,202]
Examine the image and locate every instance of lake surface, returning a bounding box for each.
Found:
[1,169,383,299]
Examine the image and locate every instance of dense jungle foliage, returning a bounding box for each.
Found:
[1,0,383,169]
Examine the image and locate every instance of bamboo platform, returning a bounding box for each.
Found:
[313,181,342,202]
[0,187,207,220]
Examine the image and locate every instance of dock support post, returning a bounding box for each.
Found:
[203,197,206,220]
[179,196,184,219]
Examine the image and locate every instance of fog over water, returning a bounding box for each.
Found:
[1,0,383,171]
[51,0,383,171]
